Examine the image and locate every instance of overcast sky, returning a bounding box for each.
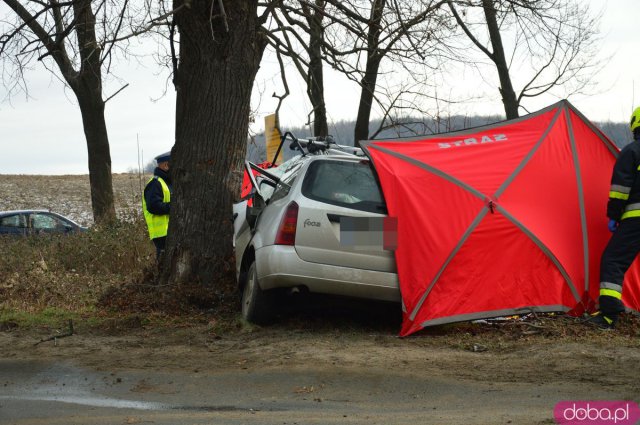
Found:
[0,0,637,175]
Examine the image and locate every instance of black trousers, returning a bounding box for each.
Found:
[599,217,640,315]
[152,236,166,260]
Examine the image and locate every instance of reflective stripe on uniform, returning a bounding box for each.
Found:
[600,282,623,293]
[621,202,640,220]
[622,210,640,219]
[610,191,630,200]
[610,184,631,200]
[142,177,170,240]
[611,184,631,194]
[600,288,622,300]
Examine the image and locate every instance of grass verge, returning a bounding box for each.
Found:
[0,219,239,332]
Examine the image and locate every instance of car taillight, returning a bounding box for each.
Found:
[274,201,299,245]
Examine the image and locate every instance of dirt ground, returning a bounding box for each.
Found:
[1,309,640,423]
[0,309,638,388]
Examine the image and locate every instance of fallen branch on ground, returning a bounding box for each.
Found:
[34,319,74,346]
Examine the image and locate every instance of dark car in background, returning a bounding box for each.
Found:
[0,210,87,236]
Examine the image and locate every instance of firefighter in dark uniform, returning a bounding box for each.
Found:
[143,151,172,259]
[588,107,640,329]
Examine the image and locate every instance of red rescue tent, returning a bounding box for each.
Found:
[361,100,640,336]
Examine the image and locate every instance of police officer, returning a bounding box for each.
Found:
[588,107,640,329]
[143,151,172,259]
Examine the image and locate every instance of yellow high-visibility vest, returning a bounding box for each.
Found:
[142,176,170,239]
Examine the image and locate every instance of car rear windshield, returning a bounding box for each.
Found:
[301,160,387,214]
[0,214,25,228]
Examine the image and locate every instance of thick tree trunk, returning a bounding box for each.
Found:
[71,0,116,223]
[307,0,328,138]
[353,55,382,145]
[75,89,116,223]
[164,0,266,287]
[353,0,386,145]
[483,0,519,119]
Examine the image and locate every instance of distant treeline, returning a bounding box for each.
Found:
[247,116,632,164]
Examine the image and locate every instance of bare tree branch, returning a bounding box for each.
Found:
[272,50,290,117]
[3,0,76,80]
[447,0,493,59]
[101,4,184,47]
[104,82,129,103]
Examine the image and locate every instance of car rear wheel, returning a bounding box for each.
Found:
[241,261,275,324]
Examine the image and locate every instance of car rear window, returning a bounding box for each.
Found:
[301,160,387,214]
[268,173,298,203]
[0,214,25,228]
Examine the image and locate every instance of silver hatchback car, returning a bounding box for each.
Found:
[234,137,400,324]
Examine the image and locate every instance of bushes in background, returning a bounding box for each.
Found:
[0,219,154,313]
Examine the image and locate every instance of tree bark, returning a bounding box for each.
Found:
[71,0,116,223]
[307,0,328,138]
[353,0,386,145]
[74,88,116,223]
[482,0,519,119]
[354,55,382,145]
[164,0,266,288]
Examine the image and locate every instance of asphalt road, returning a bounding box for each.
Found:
[0,359,630,425]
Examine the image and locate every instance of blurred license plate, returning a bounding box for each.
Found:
[340,216,397,251]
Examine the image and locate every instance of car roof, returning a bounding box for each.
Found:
[274,153,367,177]
[311,153,368,162]
[288,152,368,166]
[0,210,84,227]
[247,152,370,190]
[0,209,51,216]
